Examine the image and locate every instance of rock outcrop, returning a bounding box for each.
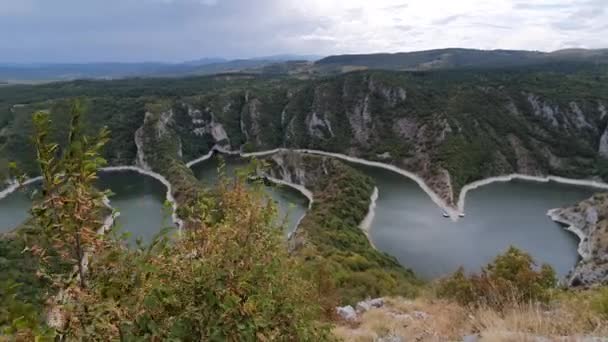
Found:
[177,73,607,210]
[548,193,608,286]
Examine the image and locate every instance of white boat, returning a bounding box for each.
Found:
[459,213,466,218]
[442,212,449,218]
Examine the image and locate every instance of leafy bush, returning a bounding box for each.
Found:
[58,175,330,341]
[4,104,331,340]
[436,246,556,309]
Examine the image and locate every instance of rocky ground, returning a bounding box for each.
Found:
[548,193,608,286]
[334,297,608,342]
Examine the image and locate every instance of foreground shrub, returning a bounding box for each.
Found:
[5,104,331,341]
[436,246,556,309]
[59,177,331,341]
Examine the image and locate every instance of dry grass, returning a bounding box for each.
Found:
[333,297,471,341]
[333,294,608,341]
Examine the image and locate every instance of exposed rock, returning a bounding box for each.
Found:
[527,93,559,128]
[369,298,385,308]
[569,102,593,130]
[348,94,373,145]
[368,77,407,106]
[269,152,309,185]
[356,301,371,314]
[307,110,334,139]
[134,125,151,170]
[393,117,418,139]
[186,105,230,146]
[356,297,385,314]
[548,193,608,286]
[241,98,264,146]
[599,126,608,158]
[336,305,357,321]
[377,152,392,160]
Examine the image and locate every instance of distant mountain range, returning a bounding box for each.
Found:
[0,55,322,82]
[2,48,607,83]
[314,48,608,73]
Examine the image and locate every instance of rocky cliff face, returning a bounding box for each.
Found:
[3,70,607,211]
[549,193,608,286]
[172,72,608,208]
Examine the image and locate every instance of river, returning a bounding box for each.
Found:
[354,164,593,279]
[190,155,309,236]
[0,171,168,245]
[0,157,597,279]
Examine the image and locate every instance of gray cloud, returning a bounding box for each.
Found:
[513,2,573,10]
[0,0,606,63]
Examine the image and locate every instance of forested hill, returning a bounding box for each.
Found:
[315,48,608,73]
[1,64,608,206]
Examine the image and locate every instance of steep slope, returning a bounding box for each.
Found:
[263,151,420,303]
[549,193,608,286]
[2,67,608,211]
[168,69,608,207]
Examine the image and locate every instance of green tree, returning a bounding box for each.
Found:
[437,246,557,309]
[30,100,110,289]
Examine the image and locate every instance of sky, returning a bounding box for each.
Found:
[0,0,606,63]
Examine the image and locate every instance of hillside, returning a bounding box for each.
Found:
[2,65,608,209]
[2,62,608,340]
[0,55,320,83]
[315,48,608,73]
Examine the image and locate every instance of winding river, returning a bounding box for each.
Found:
[353,164,593,279]
[0,153,600,280]
[0,171,167,245]
[190,155,309,236]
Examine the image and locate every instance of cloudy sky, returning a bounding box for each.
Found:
[0,0,606,63]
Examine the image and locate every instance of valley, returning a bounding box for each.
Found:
[2,52,608,340]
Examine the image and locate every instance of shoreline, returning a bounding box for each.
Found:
[262,175,313,239]
[186,147,608,220]
[359,187,379,248]
[101,166,184,230]
[185,147,460,219]
[6,147,608,233]
[0,176,43,201]
[0,166,184,231]
[204,147,382,246]
[546,208,591,261]
[458,175,608,213]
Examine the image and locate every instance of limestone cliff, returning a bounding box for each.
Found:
[3,70,608,212]
[174,72,608,208]
[548,193,608,286]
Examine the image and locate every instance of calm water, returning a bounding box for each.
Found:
[97,171,168,245]
[190,156,309,236]
[1,157,596,280]
[354,164,594,279]
[0,171,168,245]
[0,185,35,232]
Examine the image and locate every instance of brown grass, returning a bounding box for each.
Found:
[333,294,608,341]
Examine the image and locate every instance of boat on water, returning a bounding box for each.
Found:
[442,212,465,218]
